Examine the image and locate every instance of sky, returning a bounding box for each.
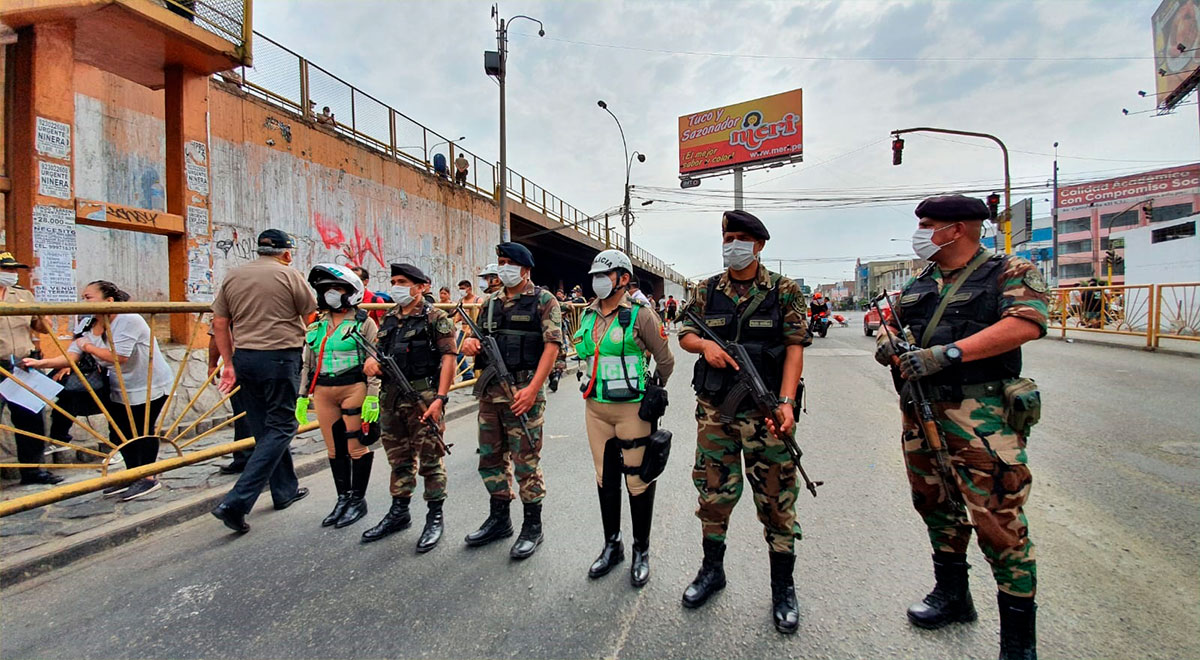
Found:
[253,0,1199,286]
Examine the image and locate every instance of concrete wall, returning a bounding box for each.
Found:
[69,64,500,300]
[1123,215,1200,285]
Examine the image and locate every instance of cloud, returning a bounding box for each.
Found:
[254,0,1197,285]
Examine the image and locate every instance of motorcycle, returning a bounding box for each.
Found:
[811,310,833,338]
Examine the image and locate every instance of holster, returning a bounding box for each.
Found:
[633,429,672,483]
[637,381,669,422]
[1002,377,1041,437]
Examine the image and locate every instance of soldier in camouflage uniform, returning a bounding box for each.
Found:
[677,210,811,634]
[460,242,563,559]
[875,195,1047,660]
[360,263,458,553]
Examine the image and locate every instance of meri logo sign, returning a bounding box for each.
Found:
[678,89,803,175]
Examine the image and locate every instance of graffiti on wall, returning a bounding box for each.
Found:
[313,211,385,269]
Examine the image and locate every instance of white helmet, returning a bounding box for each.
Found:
[478,263,500,277]
[588,249,633,275]
[308,263,364,309]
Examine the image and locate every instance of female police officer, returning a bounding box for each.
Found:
[574,249,673,587]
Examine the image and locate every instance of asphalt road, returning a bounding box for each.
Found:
[2,315,1197,659]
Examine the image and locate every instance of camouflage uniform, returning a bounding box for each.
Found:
[379,304,458,501]
[892,250,1048,597]
[679,265,811,554]
[475,281,562,503]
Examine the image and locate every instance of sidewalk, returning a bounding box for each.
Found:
[0,387,485,586]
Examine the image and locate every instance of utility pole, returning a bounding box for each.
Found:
[598,100,644,254]
[1051,142,1059,285]
[734,167,744,210]
[486,5,543,242]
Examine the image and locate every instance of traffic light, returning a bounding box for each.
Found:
[1143,203,1153,222]
[986,192,1001,221]
[891,137,904,166]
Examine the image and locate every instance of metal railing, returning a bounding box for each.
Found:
[1047,283,1200,348]
[0,301,585,515]
[162,0,252,61]
[214,31,685,285]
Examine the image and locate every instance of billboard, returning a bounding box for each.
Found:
[678,89,803,176]
[1153,0,1200,109]
[1009,198,1034,246]
[1056,163,1200,212]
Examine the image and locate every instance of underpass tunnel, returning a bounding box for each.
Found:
[511,214,664,300]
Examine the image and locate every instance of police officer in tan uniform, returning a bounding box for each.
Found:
[0,252,62,485]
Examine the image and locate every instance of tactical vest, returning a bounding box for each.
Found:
[305,311,368,385]
[691,273,786,404]
[474,289,544,373]
[574,303,647,403]
[377,304,440,380]
[896,253,1022,389]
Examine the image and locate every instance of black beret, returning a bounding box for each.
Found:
[721,210,770,240]
[390,262,429,284]
[496,242,535,268]
[257,228,295,249]
[915,195,989,222]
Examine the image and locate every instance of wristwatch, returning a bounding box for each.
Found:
[943,343,964,365]
[434,394,449,405]
[778,396,795,406]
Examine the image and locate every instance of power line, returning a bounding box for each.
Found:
[514,33,1153,62]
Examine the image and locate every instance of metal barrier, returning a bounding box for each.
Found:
[0,300,586,515]
[1153,282,1200,346]
[163,0,252,61]
[215,31,686,285]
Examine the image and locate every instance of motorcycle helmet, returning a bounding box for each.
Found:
[308,263,364,310]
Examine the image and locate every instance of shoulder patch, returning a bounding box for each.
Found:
[1023,269,1048,293]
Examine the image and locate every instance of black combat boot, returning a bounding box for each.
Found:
[997,592,1037,660]
[548,372,560,392]
[907,552,978,629]
[588,485,624,578]
[336,452,373,528]
[682,538,727,608]
[464,496,513,547]
[628,481,656,588]
[361,496,411,543]
[509,502,544,559]
[322,455,352,527]
[415,499,445,554]
[769,551,800,634]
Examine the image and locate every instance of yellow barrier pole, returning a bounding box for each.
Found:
[1060,290,1067,339]
[0,424,109,459]
[1154,284,1163,348]
[37,325,127,448]
[143,316,158,434]
[175,412,245,451]
[170,386,241,444]
[162,367,221,438]
[155,313,206,436]
[0,364,112,448]
[98,315,139,439]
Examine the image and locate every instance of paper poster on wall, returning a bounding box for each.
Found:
[38,161,71,199]
[31,205,77,302]
[35,117,72,160]
[185,140,209,195]
[186,205,210,236]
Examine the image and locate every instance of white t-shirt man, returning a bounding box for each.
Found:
[69,314,174,403]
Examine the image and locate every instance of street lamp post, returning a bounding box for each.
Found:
[598,100,645,253]
[426,135,465,163]
[486,5,543,242]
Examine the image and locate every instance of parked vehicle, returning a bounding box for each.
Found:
[811,310,832,338]
[863,291,900,336]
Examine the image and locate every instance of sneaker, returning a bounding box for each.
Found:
[121,479,161,501]
[102,484,130,497]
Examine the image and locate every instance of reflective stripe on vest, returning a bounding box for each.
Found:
[574,304,646,403]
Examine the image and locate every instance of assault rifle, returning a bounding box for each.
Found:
[454,302,535,445]
[681,307,824,497]
[872,293,961,506]
[347,327,450,453]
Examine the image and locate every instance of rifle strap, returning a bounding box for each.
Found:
[734,272,781,343]
[920,250,991,348]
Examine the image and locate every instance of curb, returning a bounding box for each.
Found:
[1046,335,1199,358]
[0,399,483,588]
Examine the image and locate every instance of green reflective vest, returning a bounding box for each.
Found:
[305,315,365,377]
[573,303,646,403]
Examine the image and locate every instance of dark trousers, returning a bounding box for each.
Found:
[226,392,254,468]
[101,395,167,470]
[7,403,49,476]
[222,348,302,514]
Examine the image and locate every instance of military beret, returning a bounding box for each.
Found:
[915,195,989,222]
[496,242,535,268]
[257,228,295,249]
[390,262,429,284]
[721,210,770,240]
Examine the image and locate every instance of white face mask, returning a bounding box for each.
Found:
[498,264,524,288]
[912,224,957,261]
[478,278,490,290]
[323,289,344,309]
[0,272,17,288]
[592,274,615,299]
[459,288,469,297]
[722,239,758,271]
[390,285,415,307]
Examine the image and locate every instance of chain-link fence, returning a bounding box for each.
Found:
[162,0,248,53]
